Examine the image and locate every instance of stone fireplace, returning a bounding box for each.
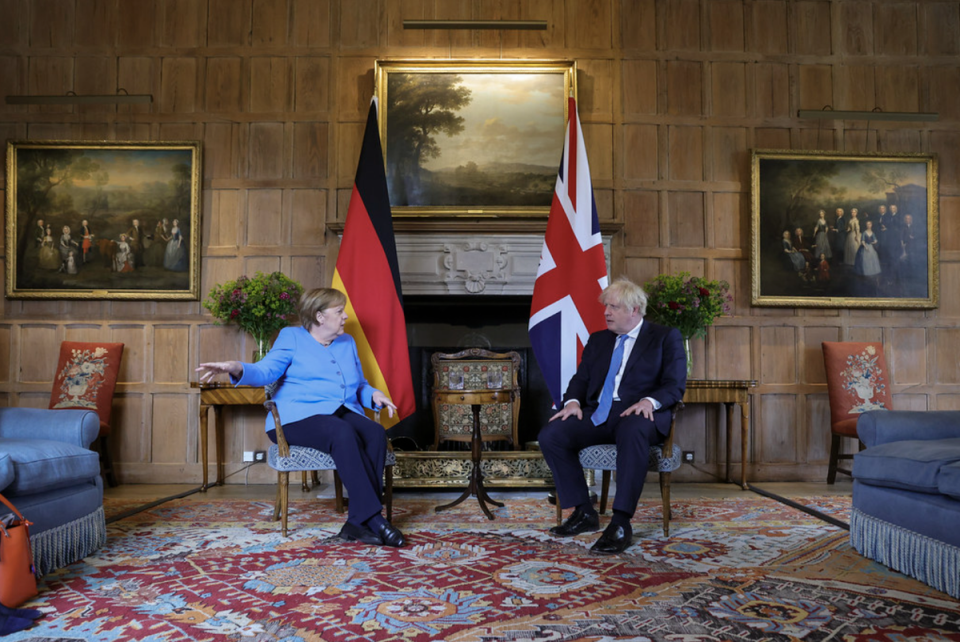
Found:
[386,232,611,451]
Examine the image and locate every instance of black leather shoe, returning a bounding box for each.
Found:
[549,507,600,537]
[590,523,632,555]
[375,521,406,547]
[338,522,382,545]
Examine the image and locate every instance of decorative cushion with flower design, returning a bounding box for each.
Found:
[48,342,124,435]
[822,341,892,437]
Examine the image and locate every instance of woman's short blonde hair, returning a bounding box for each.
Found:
[600,277,648,316]
[298,288,346,328]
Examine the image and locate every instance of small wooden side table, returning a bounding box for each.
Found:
[191,382,265,491]
[433,388,514,519]
[683,379,757,489]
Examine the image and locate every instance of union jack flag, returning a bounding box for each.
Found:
[529,96,609,407]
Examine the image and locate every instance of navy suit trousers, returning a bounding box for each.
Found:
[539,400,666,519]
[268,410,387,525]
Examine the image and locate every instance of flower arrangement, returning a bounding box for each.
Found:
[203,271,303,355]
[643,272,732,340]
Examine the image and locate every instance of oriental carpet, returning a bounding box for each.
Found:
[8,494,960,641]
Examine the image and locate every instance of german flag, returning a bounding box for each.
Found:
[332,98,414,426]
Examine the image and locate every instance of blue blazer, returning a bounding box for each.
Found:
[563,319,687,434]
[235,326,378,431]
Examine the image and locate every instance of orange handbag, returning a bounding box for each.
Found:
[0,493,38,608]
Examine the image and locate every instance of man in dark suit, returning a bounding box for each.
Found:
[538,277,687,554]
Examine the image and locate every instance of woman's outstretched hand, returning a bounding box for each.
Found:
[196,361,243,383]
[372,391,398,418]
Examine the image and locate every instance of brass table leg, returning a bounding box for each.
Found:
[435,403,504,520]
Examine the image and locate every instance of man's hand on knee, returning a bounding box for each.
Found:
[550,401,582,422]
[621,399,654,421]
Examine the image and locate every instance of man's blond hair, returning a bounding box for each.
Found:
[600,277,648,316]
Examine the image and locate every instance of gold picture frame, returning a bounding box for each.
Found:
[5,140,202,300]
[374,59,576,218]
[750,149,938,309]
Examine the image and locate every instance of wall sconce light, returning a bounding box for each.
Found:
[797,107,938,123]
[6,90,153,105]
[402,20,547,30]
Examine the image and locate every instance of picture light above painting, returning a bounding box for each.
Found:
[750,149,939,310]
[5,140,202,300]
[374,59,576,219]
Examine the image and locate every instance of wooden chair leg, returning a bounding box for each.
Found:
[280,471,290,537]
[659,471,672,537]
[334,470,345,513]
[599,470,612,514]
[312,470,320,485]
[99,435,118,487]
[384,465,393,522]
[827,434,842,484]
[301,471,310,492]
[273,471,284,521]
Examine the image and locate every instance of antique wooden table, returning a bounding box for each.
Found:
[432,388,517,519]
[191,382,265,491]
[684,379,757,489]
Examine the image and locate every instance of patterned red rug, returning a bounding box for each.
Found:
[12,494,960,641]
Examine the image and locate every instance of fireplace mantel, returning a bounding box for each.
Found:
[393,232,612,296]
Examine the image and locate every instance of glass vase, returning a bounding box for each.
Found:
[252,334,271,362]
[683,338,693,378]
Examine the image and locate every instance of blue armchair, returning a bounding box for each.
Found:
[0,407,106,577]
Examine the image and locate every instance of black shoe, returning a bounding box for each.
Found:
[549,507,600,537]
[338,522,382,545]
[590,523,632,555]
[374,521,406,547]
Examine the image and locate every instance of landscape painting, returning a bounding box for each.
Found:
[375,60,575,217]
[750,149,938,309]
[5,140,201,300]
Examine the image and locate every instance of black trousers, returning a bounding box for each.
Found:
[538,400,666,519]
[268,408,386,525]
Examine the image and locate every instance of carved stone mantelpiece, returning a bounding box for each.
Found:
[394,233,611,296]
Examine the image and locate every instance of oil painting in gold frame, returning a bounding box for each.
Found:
[5,140,202,300]
[750,149,938,309]
[375,59,576,218]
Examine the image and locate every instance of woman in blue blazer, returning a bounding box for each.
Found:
[197,288,404,547]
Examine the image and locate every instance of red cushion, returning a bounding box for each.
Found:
[49,342,124,434]
[822,341,892,429]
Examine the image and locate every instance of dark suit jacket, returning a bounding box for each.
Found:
[563,319,687,434]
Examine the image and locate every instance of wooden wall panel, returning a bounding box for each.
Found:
[2,0,959,484]
[875,3,918,55]
[622,60,657,116]
[794,1,832,55]
[750,1,789,55]
[921,2,960,55]
[667,126,703,181]
[666,61,701,116]
[250,57,292,113]
[840,1,873,55]
[620,0,656,52]
[707,0,745,52]
[622,191,659,246]
[662,0,701,51]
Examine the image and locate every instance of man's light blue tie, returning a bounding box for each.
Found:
[592,336,626,426]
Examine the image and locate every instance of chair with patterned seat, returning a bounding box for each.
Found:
[49,341,124,487]
[555,403,683,536]
[264,384,394,537]
[822,341,893,484]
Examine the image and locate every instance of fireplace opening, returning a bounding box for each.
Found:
[387,295,555,450]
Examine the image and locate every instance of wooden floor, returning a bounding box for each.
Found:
[105,480,853,503]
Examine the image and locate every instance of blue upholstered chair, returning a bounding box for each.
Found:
[264,386,394,537]
[555,403,683,536]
